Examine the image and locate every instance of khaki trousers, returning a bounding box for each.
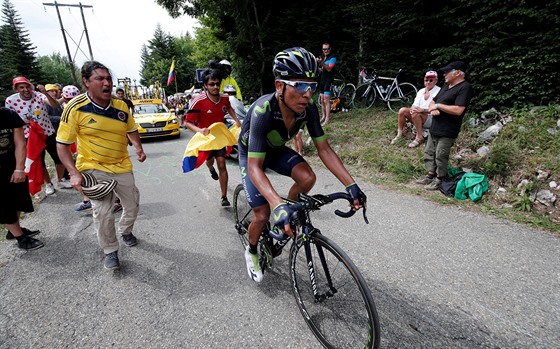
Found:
[87,170,140,254]
[423,134,456,178]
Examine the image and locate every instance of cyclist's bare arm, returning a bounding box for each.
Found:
[314,139,362,210]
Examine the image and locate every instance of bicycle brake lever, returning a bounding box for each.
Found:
[362,203,369,224]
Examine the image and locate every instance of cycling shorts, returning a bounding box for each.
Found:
[239,146,306,208]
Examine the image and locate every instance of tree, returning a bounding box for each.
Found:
[155,0,560,111]
[139,25,198,95]
[38,53,79,86]
[0,0,42,92]
[139,24,177,93]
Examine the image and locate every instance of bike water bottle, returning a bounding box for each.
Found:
[379,85,385,93]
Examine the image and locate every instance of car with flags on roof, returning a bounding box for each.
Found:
[132,98,180,138]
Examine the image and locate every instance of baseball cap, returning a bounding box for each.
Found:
[12,76,33,90]
[425,71,437,78]
[45,83,60,92]
[440,61,467,73]
[81,172,117,200]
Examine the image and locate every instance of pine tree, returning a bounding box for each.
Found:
[0,0,43,90]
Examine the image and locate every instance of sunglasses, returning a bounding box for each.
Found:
[206,82,220,87]
[322,48,331,51]
[280,80,318,93]
[424,79,435,82]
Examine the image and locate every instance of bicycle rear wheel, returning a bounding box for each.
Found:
[339,83,356,110]
[387,82,417,113]
[289,231,380,349]
[233,184,251,248]
[353,83,376,109]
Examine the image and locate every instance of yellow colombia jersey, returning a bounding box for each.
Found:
[57,94,137,174]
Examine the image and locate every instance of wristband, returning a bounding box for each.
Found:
[14,169,25,173]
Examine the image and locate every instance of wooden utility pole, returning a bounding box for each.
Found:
[43,1,94,85]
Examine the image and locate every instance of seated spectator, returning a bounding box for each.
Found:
[391,70,441,148]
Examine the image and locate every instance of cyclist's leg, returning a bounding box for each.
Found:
[239,153,269,246]
[267,146,315,201]
[289,162,316,201]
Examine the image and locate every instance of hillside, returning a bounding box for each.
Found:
[303,105,560,233]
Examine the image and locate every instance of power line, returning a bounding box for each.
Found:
[42,1,93,85]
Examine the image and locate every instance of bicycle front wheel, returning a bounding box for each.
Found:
[353,83,376,109]
[387,82,417,113]
[289,232,380,349]
[339,83,356,110]
[233,184,251,248]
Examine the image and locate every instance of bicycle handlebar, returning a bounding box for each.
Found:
[290,192,369,224]
[269,192,369,241]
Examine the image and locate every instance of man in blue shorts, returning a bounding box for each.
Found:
[238,47,365,283]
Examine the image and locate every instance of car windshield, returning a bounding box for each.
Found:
[134,104,168,115]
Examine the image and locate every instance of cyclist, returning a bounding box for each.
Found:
[238,47,365,283]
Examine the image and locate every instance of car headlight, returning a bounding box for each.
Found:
[169,119,178,124]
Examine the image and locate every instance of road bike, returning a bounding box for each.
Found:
[317,74,356,111]
[353,67,418,112]
[233,184,380,349]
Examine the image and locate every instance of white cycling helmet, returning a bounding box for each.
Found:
[62,85,80,99]
[219,59,231,66]
[224,84,236,93]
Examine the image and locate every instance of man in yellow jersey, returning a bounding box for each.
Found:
[56,61,146,270]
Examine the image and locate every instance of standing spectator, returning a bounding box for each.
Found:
[40,83,73,188]
[416,61,473,190]
[56,61,146,270]
[316,42,336,125]
[218,60,243,101]
[0,107,44,250]
[223,84,246,120]
[185,69,241,206]
[391,70,441,148]
[5,77,64,195]
[115,87,134,114]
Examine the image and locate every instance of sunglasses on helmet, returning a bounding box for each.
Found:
[280,80,317,93]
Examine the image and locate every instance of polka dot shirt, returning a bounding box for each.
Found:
[5,92,55,138]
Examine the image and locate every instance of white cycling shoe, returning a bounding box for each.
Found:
[245,246,263,283]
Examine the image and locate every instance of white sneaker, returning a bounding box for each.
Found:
[58,178,72,189]
[45,183,55,195]
[244,246,263,283]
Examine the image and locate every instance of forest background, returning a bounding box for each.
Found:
[1,0,559,111]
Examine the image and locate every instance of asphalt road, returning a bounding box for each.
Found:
[1,128,559,348]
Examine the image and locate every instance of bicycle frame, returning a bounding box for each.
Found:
[294,211,337,303]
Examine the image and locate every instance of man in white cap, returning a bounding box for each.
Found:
[391,70,441,148]
[218,59,242,101]
[417,61,473,190]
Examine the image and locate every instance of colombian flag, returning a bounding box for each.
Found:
[167,59,176,86]
[182,122,238,173]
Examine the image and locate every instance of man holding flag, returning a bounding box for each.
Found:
[184,68,241,206]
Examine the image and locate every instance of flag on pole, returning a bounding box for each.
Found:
[167,59,176,86]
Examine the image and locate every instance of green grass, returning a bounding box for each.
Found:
[303,105,560,233]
